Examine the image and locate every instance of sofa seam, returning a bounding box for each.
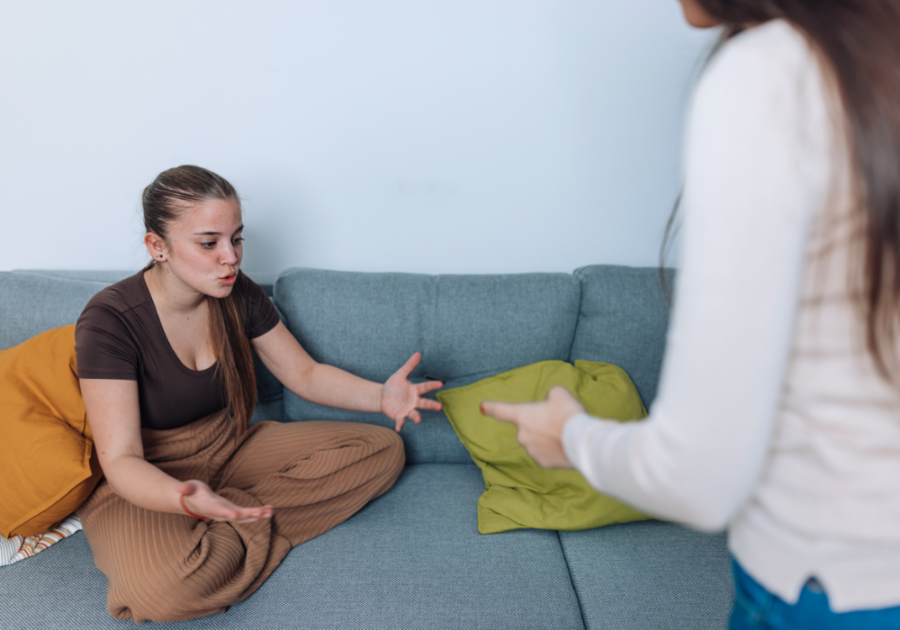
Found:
[566,272,585,364]
[557,530,589,630]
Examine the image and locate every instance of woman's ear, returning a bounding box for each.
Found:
[145,232,167,262]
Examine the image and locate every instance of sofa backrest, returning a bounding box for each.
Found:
[1,266,673,466]
[274,268,582,464]
[0,272,120,351]
[569,265,674,408]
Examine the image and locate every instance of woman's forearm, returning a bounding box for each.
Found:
[102,454,186,515]
[253,325,435,428]
[289,363,383,412]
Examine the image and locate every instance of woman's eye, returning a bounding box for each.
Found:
[233,237,244,245]
[201,242,215,249]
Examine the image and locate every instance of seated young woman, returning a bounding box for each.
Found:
[75,165,443,623]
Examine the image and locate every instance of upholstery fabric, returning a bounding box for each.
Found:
[0,273,114,351]
[560,521,734,630]
[0,533,113,629]
[12,270,133,283]
[438,360,648,533]
[275,268,581,464]
[423,273,581,380]
[275,269,431,384]
[569,265,675,407]
[247,465,585,629]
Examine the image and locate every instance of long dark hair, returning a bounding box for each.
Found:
[662,0,900,381]
[142,165,257,430]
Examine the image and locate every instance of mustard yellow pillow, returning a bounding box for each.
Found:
[0,325,102,538]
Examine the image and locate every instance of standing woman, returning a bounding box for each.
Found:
[485,0,900,627]
[75,165,443,622]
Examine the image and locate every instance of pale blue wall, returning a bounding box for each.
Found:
[0,1,714,274]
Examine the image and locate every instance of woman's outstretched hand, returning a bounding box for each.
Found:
[381,352,443,431]
[177,480,274,523]
[481,386,586,469]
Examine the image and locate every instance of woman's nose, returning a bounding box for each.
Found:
[221,244,239,265]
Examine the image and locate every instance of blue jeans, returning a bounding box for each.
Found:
[730,559,900,629]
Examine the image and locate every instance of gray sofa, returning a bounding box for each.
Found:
[0,265,734,629]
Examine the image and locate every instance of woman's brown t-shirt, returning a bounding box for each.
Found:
[75,270,280,430]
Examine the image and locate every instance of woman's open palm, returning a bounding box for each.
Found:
[381,352,443,431]
[177,480,274,523]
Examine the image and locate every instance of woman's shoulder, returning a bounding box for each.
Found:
[690,19,833,144]
[704,20,819,92]
[727,19,809,55]
[76,271,153,344]
[235,272,281,339]
[82,270,151,316]
[236,272,267,297]
[75,272,148,373]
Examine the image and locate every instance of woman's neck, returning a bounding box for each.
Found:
[144,264,208,316]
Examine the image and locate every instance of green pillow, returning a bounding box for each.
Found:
[436,360,650,534]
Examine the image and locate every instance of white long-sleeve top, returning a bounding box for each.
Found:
[563,19,900,613]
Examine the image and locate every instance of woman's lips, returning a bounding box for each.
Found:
[220,274,237,285]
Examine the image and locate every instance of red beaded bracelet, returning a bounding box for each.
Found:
[179,494,207,520]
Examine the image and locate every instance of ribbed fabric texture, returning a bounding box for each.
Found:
[77,410,404,623]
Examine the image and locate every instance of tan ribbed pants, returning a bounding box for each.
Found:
[78,410,405,623]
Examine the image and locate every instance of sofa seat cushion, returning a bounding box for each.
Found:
[237,463,586,629]
[0,533,113,629]
[1,464,585,629]
[559,521,734,630]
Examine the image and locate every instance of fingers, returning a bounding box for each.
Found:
[209,502,274,523]
[416,379,444,395]
[480,400,521,424]
[231,505,275,523]
[547,385,587,416]
[179,480,274,523]
[394,408,421,432]
[232,503,274,521]
[395,352,422,380]
[416,398,442,411]
[547,385,576,402]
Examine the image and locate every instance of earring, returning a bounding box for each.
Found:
[158,255,163,258]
